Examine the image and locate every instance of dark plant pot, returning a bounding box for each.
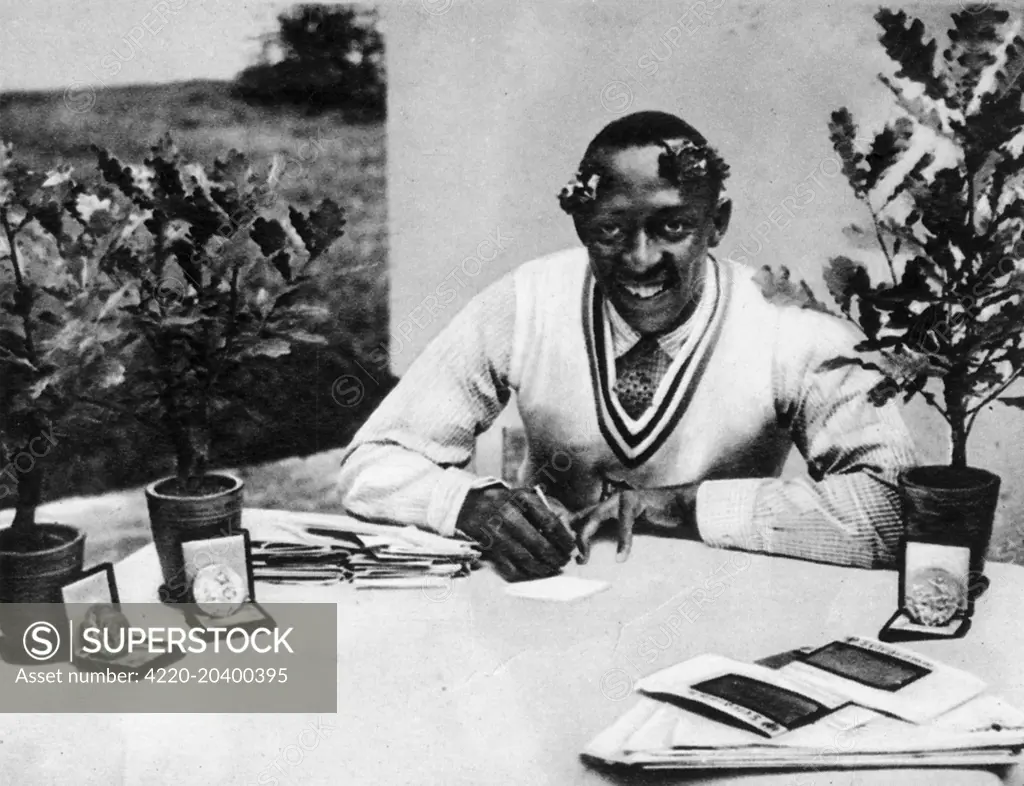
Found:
[145,473,244,602]
[0,523,85,664]
[898,465,1000,598]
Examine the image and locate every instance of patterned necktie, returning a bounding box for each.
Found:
[613,335,673,419]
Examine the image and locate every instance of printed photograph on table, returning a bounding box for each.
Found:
[799,638,931,691]
[688,673,833,734]
[586,639,1024,771]
[778,636,987,725]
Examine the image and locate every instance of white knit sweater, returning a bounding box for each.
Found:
[337,248,918,568]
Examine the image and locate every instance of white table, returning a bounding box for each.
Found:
[1,507,1023,786]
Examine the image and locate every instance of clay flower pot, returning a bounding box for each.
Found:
[898,465,1000,599]
[0,523,85,663]
[145,473,244,601]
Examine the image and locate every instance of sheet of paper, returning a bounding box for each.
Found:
[504,575,609,601]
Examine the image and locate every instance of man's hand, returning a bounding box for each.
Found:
[456,486,576,581]
[572,484,700,564]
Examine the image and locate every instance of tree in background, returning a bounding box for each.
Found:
[235,4,385,117]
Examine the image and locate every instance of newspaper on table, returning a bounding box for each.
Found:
[245,510,480,589]
[583,636,1024,772]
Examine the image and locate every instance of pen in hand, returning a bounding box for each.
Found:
[533,485,580,561]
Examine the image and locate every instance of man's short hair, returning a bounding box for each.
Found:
[558,111,730,215]
[582,111,708,160]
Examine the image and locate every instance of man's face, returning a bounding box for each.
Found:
[576,143,731,334]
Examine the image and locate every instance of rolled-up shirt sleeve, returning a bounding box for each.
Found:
[696,307,918,569]
[337,276,516,535]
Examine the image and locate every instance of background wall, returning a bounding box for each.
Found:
[383,0,1024,557]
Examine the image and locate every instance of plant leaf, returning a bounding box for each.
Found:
[289,199,346,259]
[823,255,871,313]
[944,5,1009,110]
[250,217,289,257]
[93,146,149,205]
[877,74,948,136]
[31,201,66,241]
[211,149,254,189]
[828,109,868,196]
[875,8,950,102]
[95,359,126,389]
[841,223,877,251]
[286,329,328,345]
[864,117,915,194]
[270,251,292,282]
[884,151,935,208]
[239,338,291,359]
[753,265,835,314]
[868,377,902,407]
[145,145,186,201]
[860,300,882,339]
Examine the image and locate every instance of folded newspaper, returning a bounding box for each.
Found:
[584,636,1024,771]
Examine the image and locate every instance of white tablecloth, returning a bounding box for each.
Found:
[1,508,1022,785]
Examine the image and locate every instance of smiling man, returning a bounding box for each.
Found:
[337,111,917,581]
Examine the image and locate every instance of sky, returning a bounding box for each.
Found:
[0,0,349,92]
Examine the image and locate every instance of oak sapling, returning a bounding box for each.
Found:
[764,5,1024,468]
[95,134,346,495]
[759,6,1024,587]
[0,142,131,550]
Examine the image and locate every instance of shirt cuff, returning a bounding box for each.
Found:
[427,469,507,537]
[695,478,766,552]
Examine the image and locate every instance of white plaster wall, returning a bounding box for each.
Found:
[382,0,1024,549]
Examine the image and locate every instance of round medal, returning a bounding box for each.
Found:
[905,567,964,627]
[77,603,130,660]
[191,564,246,618]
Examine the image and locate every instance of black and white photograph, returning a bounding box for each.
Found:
[3,0,1024,783]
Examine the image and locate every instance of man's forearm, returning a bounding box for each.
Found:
[338,442,490,535]
[336,276,518,534]
[631,482,702,538]
[696,472,903,568]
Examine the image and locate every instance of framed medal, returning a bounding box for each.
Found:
[61,562,119,607]
[879,538,972,642]
[61,564,187,675]
[178,529,275,638]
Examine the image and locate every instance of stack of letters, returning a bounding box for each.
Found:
[584,636,1024,771]
[248,512,480,589]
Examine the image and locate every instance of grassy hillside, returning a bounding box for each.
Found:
[0,81,392,527]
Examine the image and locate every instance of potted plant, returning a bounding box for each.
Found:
[764,6,1024,590]
[0,141,132,651]
[92,135,345,599]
